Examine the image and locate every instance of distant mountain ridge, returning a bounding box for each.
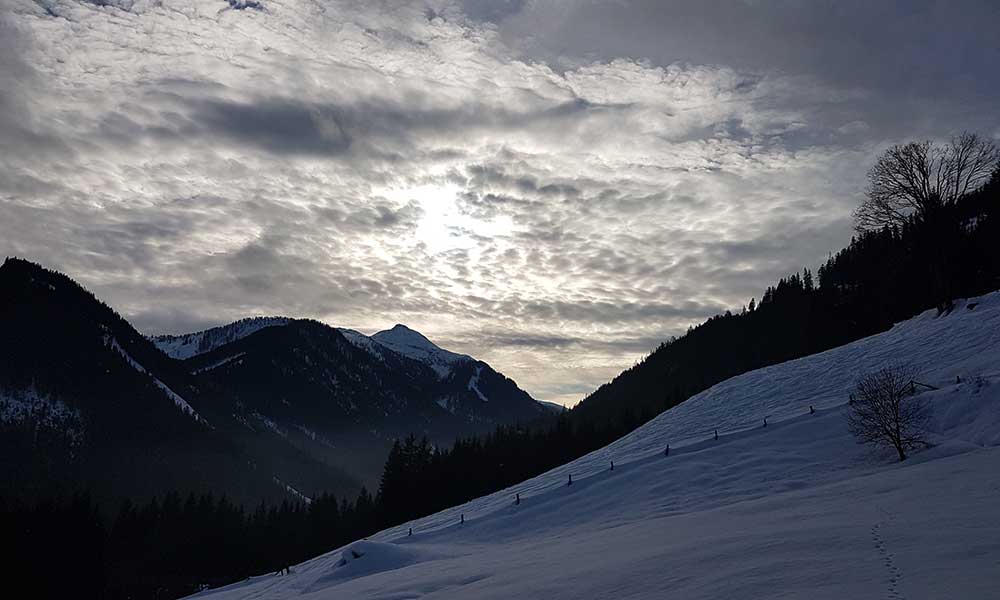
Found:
[155,320,480,383]
[151,316,292,359]
[152,318,549,423]
[153,317,549,486]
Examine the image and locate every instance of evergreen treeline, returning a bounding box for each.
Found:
[1,490,379,599]
[375,422,653,529]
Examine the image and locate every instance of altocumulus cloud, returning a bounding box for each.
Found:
[2,0,998,405]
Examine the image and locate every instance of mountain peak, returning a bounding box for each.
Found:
[370,324,469,378]
[376,324,441,350]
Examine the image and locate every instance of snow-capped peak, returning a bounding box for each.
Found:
[370,325,470,378]
[372,324,446,354]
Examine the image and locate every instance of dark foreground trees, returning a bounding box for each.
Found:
[0,489,381,600]
[847,365,929,461]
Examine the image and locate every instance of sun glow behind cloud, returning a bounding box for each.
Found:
[383,183,515,255]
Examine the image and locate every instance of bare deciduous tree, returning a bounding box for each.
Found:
[854,132,1000,232]
[847,364,929,461]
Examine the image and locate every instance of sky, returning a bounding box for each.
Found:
[2,1,999,406]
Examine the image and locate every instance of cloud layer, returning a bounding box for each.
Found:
[3,0,998,405]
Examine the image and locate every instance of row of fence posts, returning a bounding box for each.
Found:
[407,404,821,531]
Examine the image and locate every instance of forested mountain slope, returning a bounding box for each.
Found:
[0,258,356,506]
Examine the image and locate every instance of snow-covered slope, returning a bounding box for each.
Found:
[193,291,1000,600]
[335,328,390,360]
[151,317,291,359]
[0,387,84,445]
[106,334,209,425]
[369,324,471,378]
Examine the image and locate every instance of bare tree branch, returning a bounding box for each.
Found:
[846,364,929,461]
[854,133,1000,232]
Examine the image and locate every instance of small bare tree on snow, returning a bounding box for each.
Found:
[847,364,929,461]
[854,132,1000,232]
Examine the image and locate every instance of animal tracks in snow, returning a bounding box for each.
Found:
[871,509,905,600]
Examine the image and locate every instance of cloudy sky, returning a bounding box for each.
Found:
[2,1,999,405]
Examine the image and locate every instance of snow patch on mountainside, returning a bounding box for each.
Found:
[336,328,388,361]
[297,424,319,441]
[234,413,256,433]
[251,411,285,438]
[271,477,312,504]
[273,477,312,504]
[151,317,290,359]
[467,365,488,402]
[294,424,338,449]
[0,386,84,444]
[106,335,209,426]
[192,352,247,374]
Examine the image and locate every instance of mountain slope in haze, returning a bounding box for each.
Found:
[193,289,1000,600]
[0,258,358,506]
[180,320,449,485]
[162,320,548,486]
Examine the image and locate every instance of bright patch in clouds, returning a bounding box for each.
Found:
[384,183,514,254]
